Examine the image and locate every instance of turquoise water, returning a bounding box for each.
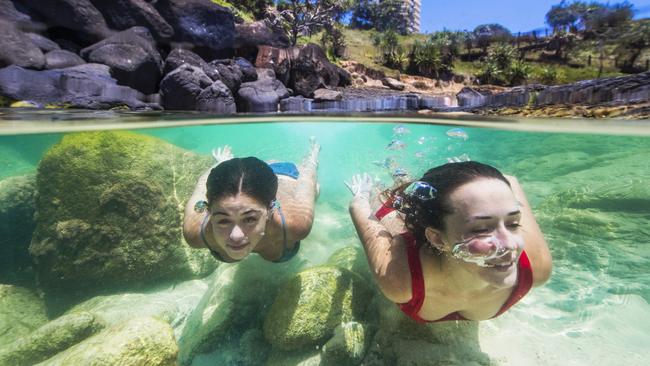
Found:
[0,117,648,365]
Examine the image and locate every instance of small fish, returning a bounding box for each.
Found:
[415,151,425,158]
[392,168,408,178]
[417,136,427,145]
[447,153,471,163]
[373,157,397,168]
[393,124,411,135]
[386,140,407,150]
[446,128,469,141]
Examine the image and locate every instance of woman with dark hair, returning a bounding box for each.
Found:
[183,141,319,263]
[347,161,552,322]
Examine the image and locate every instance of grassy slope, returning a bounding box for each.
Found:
[301,27,642,85]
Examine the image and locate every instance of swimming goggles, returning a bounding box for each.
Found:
[451,234,524,267]
[403,181,437,201]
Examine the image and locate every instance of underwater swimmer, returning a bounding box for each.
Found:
[347,161,552,322]
[183,139,320,263]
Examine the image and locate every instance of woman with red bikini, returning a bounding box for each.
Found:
[347,161,552,322]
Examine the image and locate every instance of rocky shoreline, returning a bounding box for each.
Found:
[0,0,648,118]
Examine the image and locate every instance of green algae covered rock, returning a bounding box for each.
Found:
[178,255,299,365]
[326,246,372,283]
[29,131,216,309]
[0,312,104,366]
[65,278,208,332]
[321,321,371,366]
[263,266,373,351]
[266,349,322,366]
[0,284,48,347]
[0,174,37,286]
[36,317,178,366]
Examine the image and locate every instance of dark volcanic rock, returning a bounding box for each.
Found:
[0,64,155,110]
[196,80,237,113]
[536,71,650,106]
[154,0,235,52]
[290,44,350,97]
[159,64,213,110]
[234,57,257,82]
[163,48,208,76]
[0,20,45,69]
[44,50,85,69]
[26,33,60,53]
[280,96,313,112]
[81,27,163,94]
[0,0,34,23]
[234,21,290,49]
[237,78,289,113]
[90,0,174,41]
[208,60,243,92]
[21,0,111,41]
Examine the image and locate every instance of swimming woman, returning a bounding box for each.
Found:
[183,140,319,263]
[347,161,552,322]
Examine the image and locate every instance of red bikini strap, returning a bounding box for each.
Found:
[494,250,533,317]
[398,231,427,322]
[375,197,395,220]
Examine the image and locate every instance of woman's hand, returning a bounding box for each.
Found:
[212,145,234,165]
[345,173,374,201]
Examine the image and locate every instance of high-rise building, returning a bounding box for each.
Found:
[376,0,421,34]
[403,0,421,34]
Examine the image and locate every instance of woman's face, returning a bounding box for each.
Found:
[436,178,525,286]
[209,193,269,261]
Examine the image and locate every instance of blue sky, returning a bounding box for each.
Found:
[420,0,650,33]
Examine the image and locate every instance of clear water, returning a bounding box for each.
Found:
[0,114,648,366]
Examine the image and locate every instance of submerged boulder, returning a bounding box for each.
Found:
[36,317,178,366]
[29,131,216,312]
[178,256,299,365]
[0,174,37,286]
[263,266,373,351]
[0,312,104,366]
[326,246,372,283]
[0,285,48,347]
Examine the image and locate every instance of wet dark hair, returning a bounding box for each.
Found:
[206,157,278,207]
[390,161,510,246]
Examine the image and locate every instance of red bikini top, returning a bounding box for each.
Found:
[375,199,534,323]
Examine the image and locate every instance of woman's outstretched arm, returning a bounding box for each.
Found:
[505,175,552,286]
[277,139,321,243]
[348,174,412,303]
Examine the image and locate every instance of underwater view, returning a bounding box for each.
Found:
[0,115,648,366]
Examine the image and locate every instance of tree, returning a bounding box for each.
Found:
[374,0,411,34]
[350,0,375,30]
[615,20,650,72]
[473,24,512,54]
[350,0,412,35]
[274,0,349,46]
[230,0,274,20]
[546,1,579,33]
